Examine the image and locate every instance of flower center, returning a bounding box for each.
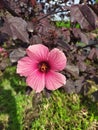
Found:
[41,63,47,72]
[39,62,50,73]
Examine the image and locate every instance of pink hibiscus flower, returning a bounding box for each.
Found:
[0,47,7,57]
[0,47,4,52]
[17,44,67,93]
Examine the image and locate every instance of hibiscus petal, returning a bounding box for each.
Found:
[17,56,37,77]
[48,48,67,71]
[45,71,66,90]
[26,44,49,61]
[26,70,45,93]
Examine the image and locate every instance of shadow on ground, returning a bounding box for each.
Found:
[0,86,20,130]
[0,66,25,130]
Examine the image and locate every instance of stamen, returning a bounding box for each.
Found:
[41,63,47,72]
[38,62,50,73]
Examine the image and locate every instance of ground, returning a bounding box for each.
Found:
[0,0,98,130]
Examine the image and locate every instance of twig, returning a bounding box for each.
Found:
[38,5,70,21]
[78,40,98,49]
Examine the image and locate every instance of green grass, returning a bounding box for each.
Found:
[55,21,80,28]
[96,0,98,3]
[55,21,71,28]
[0,66,98,130]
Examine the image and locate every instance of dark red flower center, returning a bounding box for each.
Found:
[38,62,50,73]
